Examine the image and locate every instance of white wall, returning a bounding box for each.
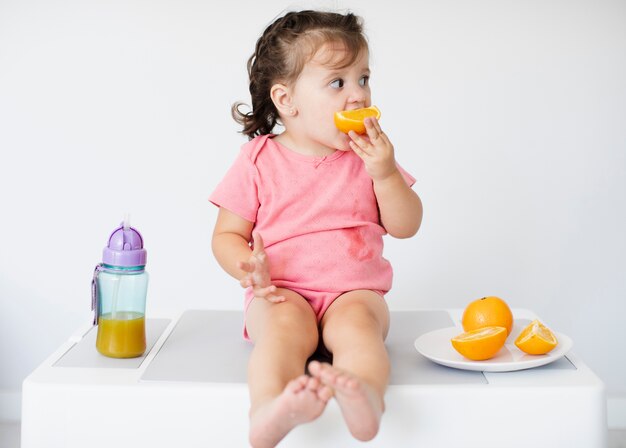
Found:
[1,0,625,425]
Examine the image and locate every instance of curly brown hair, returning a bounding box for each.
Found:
[232,10,368,139]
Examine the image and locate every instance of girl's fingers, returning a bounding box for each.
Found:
[253,285,286,303]
[252,232,265,256]
[371,117,384,134]
[349,140,365,158]
[254,284,276,296]
[364,117,378,138]
[364,117,385,142]
[239,276,252,288]
[348,131,372,155]
[266,294,286,303]
[348,129,369,145]
[237,260,255,273]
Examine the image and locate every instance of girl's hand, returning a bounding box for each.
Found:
[237,232,286,303]
[348,117,398,182]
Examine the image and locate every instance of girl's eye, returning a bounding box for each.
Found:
[359,75,370,87]
[330,79,344,89]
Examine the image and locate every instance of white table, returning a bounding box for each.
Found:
[21,309,607,447]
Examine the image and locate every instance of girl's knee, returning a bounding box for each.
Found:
[323,312,386,353]
[252,302,319,352]
[323,291,389,338]
[269,308,317,337]
[248,290,316,335]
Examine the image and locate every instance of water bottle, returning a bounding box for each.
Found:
[92,217,149,358]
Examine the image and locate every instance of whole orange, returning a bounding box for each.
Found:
[462,296,513,336]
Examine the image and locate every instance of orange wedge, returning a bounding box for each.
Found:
[514,320,558,355]
[334,106,381,134]
[451,326,507,361]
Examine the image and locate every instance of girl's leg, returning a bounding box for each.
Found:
[246,288,332,448]
[310,290,390,441]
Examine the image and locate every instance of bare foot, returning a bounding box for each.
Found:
[308,360,383,441]
[249,375,333,448]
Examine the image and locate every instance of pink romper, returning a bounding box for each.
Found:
[210,135,415,339]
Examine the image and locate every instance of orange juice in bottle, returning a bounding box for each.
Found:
[92,217,149,358]
[96,312,146,358]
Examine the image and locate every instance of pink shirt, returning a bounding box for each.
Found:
[210,135,415,295]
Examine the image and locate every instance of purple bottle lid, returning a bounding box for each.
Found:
[102,221,147,268]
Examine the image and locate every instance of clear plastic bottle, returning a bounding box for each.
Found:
[92,219,148,358]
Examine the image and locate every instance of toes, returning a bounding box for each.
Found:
[320,368,339,386]
[307,376,334,402]
[335,373,358,390]
[318,385,334,402]
[307,362,363,394]
[345,376,360,390]
[309,362,344,388]
[286,375,308,393]
[308,360,322,376]
[306,376,320,390]
[312,362,332,378]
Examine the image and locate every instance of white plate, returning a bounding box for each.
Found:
[414,326,573,372]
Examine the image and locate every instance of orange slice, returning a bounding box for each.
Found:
[514,320,558,355]
[334,106,381,134]
[451,326,507,361]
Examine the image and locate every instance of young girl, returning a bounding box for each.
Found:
[210,10,422,448]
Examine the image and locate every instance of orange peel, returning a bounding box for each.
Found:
[334,106,381,134]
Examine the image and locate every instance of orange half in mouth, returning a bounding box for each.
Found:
[334,106,381,134]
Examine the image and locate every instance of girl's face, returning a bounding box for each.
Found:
[288,43,371,153]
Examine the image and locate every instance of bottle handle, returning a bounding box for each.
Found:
[91,264,104,325]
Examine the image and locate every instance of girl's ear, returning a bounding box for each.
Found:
[270,83,296,118]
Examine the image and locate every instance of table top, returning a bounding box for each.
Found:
[27,308,601,389]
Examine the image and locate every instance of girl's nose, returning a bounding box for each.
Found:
[347,84,368,104]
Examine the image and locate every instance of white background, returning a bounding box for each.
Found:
[1,0,625,424]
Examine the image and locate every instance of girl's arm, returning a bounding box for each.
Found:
[212,207,285,302]
[373,169,423,238]
[212,207,255,280]
[349,117,423,238]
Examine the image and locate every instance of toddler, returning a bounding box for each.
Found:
[210,10,423,448]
